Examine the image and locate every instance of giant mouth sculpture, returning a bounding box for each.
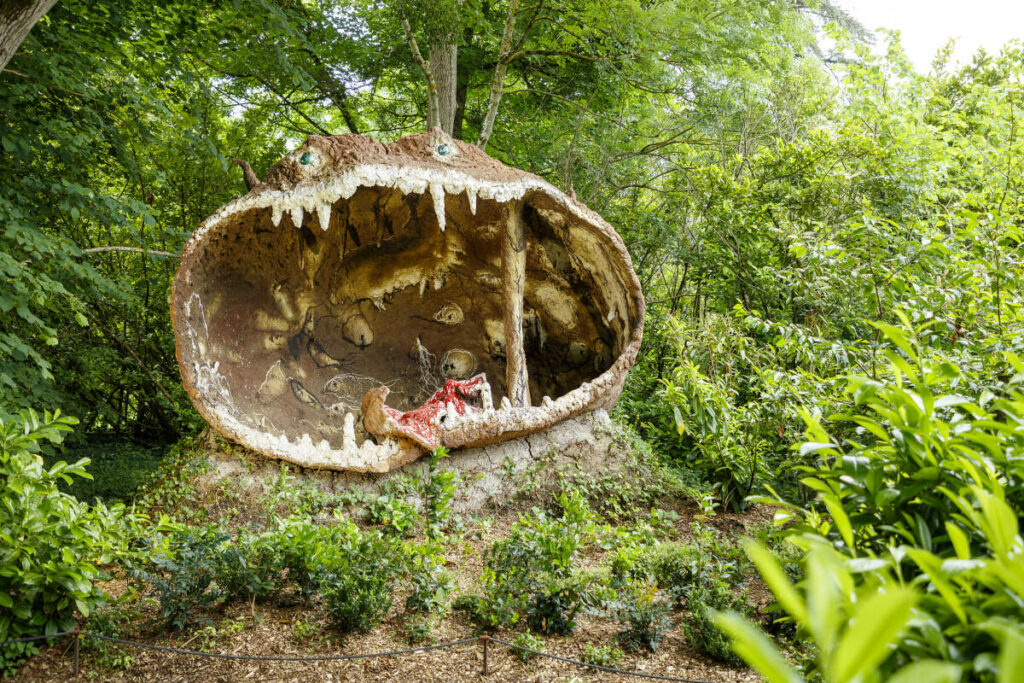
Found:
[171,130,644,472]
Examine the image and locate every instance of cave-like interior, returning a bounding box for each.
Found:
[178,184,633,453]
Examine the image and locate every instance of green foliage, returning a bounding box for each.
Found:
[725,351,1024,680]
[0,411,136,675]
[135,525,227,630]
[682,582,750,666]
[510,631,545,663]
[83,606,134,671]
[317,519,402,634]
[366,494,421,538]
[405,551,455,616]
[213,533,282,604]
[614,584,674,653]
[581,642,625,668]
[476,491,598,630]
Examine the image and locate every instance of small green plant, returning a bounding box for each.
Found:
[291,619,321,642]
[214,533,282,603]
[476,491,597,629]
[83,606,133,671]
[615,584,673,653]
[421,446,460,537]
[510,631,545,663]
[317,519,401,634]
[134,525,227,630]
[582,642,625,668]
[405,558,456,616]
[366,493,421,537]
[681,583,749,666]
[403,615,434,644]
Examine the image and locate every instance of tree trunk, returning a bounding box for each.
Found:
[501,201,530,407]
[451,26,473,140]
[0,0,57,73]
[429,37,457,135]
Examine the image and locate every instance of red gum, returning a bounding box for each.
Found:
[380,375,489,449]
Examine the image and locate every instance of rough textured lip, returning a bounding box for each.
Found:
[171,132,645,473]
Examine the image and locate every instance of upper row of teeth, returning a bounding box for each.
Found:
[268,173,513,234]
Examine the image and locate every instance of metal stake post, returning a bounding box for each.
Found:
[71,629,81,677]
[480,634,489,675]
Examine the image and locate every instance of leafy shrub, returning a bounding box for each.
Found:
[317,520,402,634]
[526,573,593,635]
[680,582,748,665]
[405,552,455,616]
[581,642,625,668]
[366,493,421,538]
[510,631,545,663]
[214,533,282,603]
[420,446,460,537]
[0,411,136,675]
[134,525,227,630]
[727,349,1024,680]
[614,584,673,653]
[268,516,322,602]
[476,491,597,629]
[83,606,133,671]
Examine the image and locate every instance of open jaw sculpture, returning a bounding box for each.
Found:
[170,130,644,473]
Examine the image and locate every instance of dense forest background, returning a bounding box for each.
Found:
[3,1,1024,680]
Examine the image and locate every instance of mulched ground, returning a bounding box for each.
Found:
[10,470,775,682]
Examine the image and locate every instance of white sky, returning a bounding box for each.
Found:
[839,0,1024,71]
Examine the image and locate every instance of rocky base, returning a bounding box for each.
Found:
[197,410,625,512]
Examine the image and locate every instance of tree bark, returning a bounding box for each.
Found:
[451,25,473,140]
[0,0,57,73]
[501,200,530,407]
[429,37,457,135]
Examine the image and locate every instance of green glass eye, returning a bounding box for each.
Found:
[300,152,312,165]
[436,144,449,156]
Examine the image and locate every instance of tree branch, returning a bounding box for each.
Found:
[477,0,521,150]
[402,19,440,130]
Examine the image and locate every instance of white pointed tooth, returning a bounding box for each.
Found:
[419,278,427,296]
[290,204,304,228]
[430,182,446,231]
[500,396,511,410]
[316,202,331,231]
[542,395,553,407]
[271,205,283,227]
[481,390,493,411]
[467,187,477,215]
[372,296,385,311]
[343,412,355,444]
[433,276,443,290]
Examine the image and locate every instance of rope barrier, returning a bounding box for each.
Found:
[0,630,719,682]
[0,631,75,644]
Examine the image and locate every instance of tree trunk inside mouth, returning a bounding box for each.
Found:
[501,200,530,408]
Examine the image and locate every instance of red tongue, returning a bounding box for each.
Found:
[380,375,489,449]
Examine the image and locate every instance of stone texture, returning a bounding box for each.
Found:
[198,410,622,513]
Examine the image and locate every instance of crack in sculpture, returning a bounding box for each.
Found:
[171,129,645,472]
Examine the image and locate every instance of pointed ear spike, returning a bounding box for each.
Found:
[232,158,260,191]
